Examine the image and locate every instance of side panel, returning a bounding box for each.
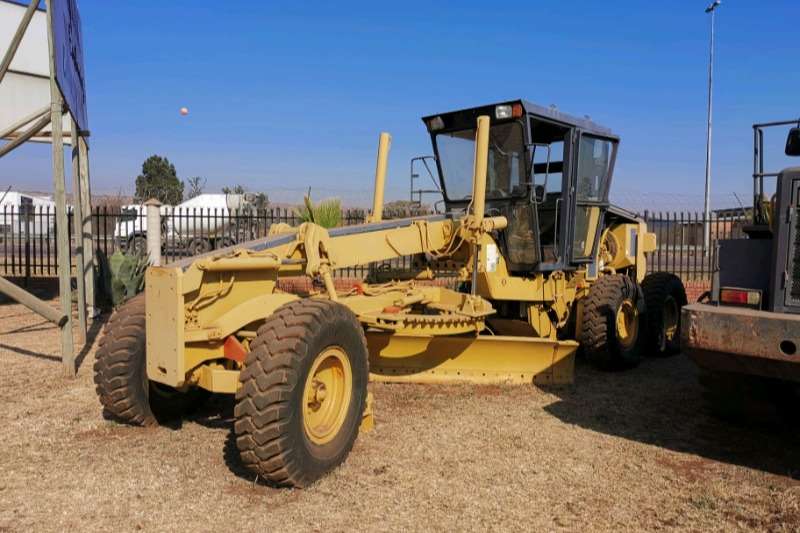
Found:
[146,267,185,387]
[717,238,771,298]
[770,169,800,313]
[608,221,654,282]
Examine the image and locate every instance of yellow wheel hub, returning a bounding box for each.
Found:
[615,299,638,347]
[663,295,679,343]
[302,346,352,446]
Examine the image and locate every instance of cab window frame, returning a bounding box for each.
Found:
[432,119,529,205]
[570,133,618,263]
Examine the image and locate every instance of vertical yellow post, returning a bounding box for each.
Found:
[471,116,490,224]
[469,115,491,296]
[370,132,391,222]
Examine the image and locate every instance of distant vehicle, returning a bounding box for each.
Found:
[114,193,260,255]
[113,203,170,254]
[0,191,56,239]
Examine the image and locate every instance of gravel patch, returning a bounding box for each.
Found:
[1,301,798,532]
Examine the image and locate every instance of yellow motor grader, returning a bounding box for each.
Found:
[93,100,686,487]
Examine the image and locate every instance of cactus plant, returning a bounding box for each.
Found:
[96,248,149,308]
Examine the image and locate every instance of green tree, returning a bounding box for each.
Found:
[222,184,246,195]
[185,176,206,199]
[134,155,184,205]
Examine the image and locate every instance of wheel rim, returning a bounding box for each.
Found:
[662,295,679,346]
[615,299,638,348]
[302,346,352,446]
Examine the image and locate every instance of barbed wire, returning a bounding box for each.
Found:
[611,189,752,214]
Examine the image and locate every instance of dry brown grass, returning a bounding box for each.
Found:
[1,299,799,532]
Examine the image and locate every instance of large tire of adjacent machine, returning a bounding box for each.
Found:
[234,299,369,488]
[641,272,687,356]
[579,274,644,370]
[93,294,208,426]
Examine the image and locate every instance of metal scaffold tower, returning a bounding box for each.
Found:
[0,0,93,376]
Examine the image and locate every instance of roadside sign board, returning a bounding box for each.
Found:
[51,0,88,131]
[0,0,73,143]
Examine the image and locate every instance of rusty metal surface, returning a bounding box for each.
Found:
[682,303,800,382]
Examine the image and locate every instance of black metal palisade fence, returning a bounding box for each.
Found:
[0,205,747,283]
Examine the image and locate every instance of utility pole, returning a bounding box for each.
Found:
[703,0,721,255]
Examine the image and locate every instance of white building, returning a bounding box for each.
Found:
[0,191,56,236]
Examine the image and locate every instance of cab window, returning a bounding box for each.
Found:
[576,136,613,202]
[572,136,614,260]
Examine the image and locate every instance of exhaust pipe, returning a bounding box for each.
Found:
[370,132,391,222]
[470,115,491,296]
[471,115,490,225]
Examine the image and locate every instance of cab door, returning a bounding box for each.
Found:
[570,134,616,263]
[528,118,573,271]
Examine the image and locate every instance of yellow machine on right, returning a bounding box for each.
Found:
[683,120,800,418]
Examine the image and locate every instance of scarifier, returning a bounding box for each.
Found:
[93,100,683,487]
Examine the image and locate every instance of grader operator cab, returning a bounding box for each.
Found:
[94,100,685,487]
[426,101,624,274]
[420,101,686,359]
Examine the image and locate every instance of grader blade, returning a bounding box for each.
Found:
[366,332,577,385]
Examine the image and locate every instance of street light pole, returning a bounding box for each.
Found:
[703,0,721,255]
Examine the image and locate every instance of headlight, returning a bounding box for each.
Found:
[495,105,512,119]
[427,116,445,131]
[496,103,523,119]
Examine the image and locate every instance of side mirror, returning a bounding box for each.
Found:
[786,127,800,156]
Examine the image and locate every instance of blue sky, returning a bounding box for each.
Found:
[3,0,799,210]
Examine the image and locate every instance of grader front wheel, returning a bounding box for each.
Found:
[93,294,208,425]
[579,274,644,370]
[234,299,369,488]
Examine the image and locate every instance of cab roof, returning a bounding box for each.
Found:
[422,99,617,140]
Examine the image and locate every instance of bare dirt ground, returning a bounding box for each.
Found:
[1,299,799,532]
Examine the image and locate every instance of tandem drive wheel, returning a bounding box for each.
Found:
[641,272,687,356]
[234,299,369,488]
[579,274,645,370]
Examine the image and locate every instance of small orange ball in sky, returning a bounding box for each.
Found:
[180,107,189,116]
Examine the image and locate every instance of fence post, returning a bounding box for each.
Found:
[144,198,162,266]
[23,203,30,287]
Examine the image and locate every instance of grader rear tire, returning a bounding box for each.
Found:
[93,294,208,426]
[641,272,687,356]
[234,299,369,488]
[579,274,643,370]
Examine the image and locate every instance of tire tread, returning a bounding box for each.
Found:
[234,299,368,488]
